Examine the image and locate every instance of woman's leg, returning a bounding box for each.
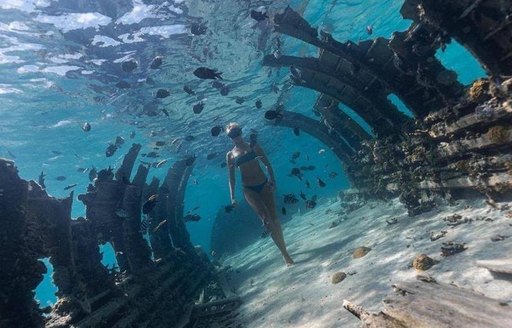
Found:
[243,188,293,265]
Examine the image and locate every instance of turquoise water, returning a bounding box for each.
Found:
[1,0,485,309]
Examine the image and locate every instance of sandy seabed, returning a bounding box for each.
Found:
[222,197,512,328]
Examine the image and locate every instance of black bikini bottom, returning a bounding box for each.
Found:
[243,178,268,194]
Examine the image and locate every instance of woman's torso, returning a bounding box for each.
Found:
[230,144,266,186]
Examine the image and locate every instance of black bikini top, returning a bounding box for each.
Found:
[233,148,257,167]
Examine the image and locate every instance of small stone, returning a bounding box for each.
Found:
[413,254,436,271]
[331,272,346,284]
[353,246,371,258]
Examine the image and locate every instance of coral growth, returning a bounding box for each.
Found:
[488,125,508,144]
[468,79,490,103]
[412,254,436,270]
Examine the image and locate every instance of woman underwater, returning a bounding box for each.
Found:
[225,122,294,266]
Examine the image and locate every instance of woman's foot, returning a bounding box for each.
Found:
[284,255,294,267]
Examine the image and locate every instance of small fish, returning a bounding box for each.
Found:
[122,60,137,72]
[146,151,159,158]
[51,150,62,155]
[191,206,200,211]
[220,85,229,96]
[89,167,97,182]
[206,153,216,160]
[255,99,262,109]
[162,108,170,117]
[155,159,168,168]
[183,85,195,95]
[155,141,166,146]
[305,199,317,209]
[293,127,300,136]
[193,67,223,80]
[281,207,286,215]
[235,96,244,104]
[305,180,311,188]
[185,135,195,142]
[211,126,222,137]
[116,80,131,89]
[140,217,151,234]
[82,122,91,132]
[105,144,117,157]
[290,167,302,180]
[115,208,130,218]
[211,81,224,89]
[300,191,306,200]
[329,172,338,178]
[146,77,155,85]
[190,22,207,35]
[150,56,163,69]
[184,214,201,222]
[271,83,280,93]
[283,194,299,204]
[56,176,67,181]
[264,110,283,120]
[38,171,46,189]
[130,131,136,139]
[156,89,170,98]
[250,10,268,21]
[317,178,326,187]
[291,151,300,161]
[153,219,168,232]
[366,25,373,35]
[115,136,125,148]
[193,102,204,114]
[142,194,158,214]
[64,184,77,190]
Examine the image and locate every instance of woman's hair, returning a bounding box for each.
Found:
[226,122,240,132]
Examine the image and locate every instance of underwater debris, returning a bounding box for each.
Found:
[468,79,490,103]
[412,254,437,271]
[353,246,371,259]
[331,272,347,284]
[488,125,508,144]
[444,214,471,227]
[430,230,447,241]
[386,218,398,225]
[441,241,467,257]
[193,67,223,80]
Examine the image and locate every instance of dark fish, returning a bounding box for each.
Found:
[184,214,201,222]
[156,89,170,98]
[183,85,195,95]
[185,135,195,141]
[115,136,125,148]
[290,167,302,180]
[235,96,245,104]
[105,144,117,157]
[155,141,166,146]
[77,167,88,173]
[193,67,223,80]
[206,152,216,160]
[51,150,62,155]
[283,194,299,204]
[211,126,222,137]
[150,56,163,69]
[220,162,227,168]
[130,131,136,139]
[291,151,300,161]
[366,25,373,35]
[255,99,262,109]
[38,171,46,189]
[224,205,234,213]
[122,60,137,72]
[317,177,326,187]
[329,172,338,178]
[190,22,207,35]
[146,77,155,85]
[301,165,316,171]
[191,206,200,212]
[56,176,66,181]
[305,199,317,209]
[211,81,224,89]
[64,184,77,190]
[300,191,306,200]
[305,180,311,188]
[89,167,97,182]
[281,207,286,216]
[162,108,170,117]
[82,122,91,132]
[264,110,283,120]
[193,102,204,114]
[220,85,229,96]
[146,151,159,158]
[142,194,158,214]
[153,219,167,232]
[250,10,268,21]
[116,80,131,89]
[140,217,151,234]
[293,127,300,136]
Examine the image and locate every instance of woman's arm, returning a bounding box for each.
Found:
[254,145,276,188]
[226,151,237,205]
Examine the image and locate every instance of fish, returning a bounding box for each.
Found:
[193,102,204,114]
[153,220,167,232]
[317,178,326,187]
[51,150,62,155]
[155,141,166,146]
[281,207,286,215]
[162,108,170,117]
[193,67,223,80]
[146,77,155,85]
[290,167,302,180]
[115,136,125,148]
[220,85,229,96]
[300,191,306,200]
[64,184,77,190]
[264,110,283,120]
[56,176,67,181]
[156,89,170,98]
[116,80,131,89]
[211,126,222,137]
[89,167,98,182]
[250,10,268,21]
[122,60,137,72]
[191,206,200,211]
[235,96,245,104]
[366,25,373,35]
[155,159,168,168]
[146,151,159,158]
[105,144,117,157]
[283,194,299,204]
[82,122,91,132]
[130,131,136,139]
[190,22,207,35]
[38,171,46,189]
[305,180,311,188]
[115,208,130,218]
[185,135,195,142]
[183,85,195,95]
[305,199,317,209]
[211,81,224,89]
[255,99,262,109]
[150,56,163,69]
[77,167,88,173]
[291,152,300,161]
[329,171,338,178]
[140,217,151,234]
[97,167,114,182]
[206,153,216,160]
[271,83,280,93]
[184,214,201,222]
[293,127,300,136]
[300,165,316,171]
[142,194,158,214]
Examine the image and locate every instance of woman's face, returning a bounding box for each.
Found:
[227,126,242,140]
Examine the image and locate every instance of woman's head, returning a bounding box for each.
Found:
[226,122,242,139]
